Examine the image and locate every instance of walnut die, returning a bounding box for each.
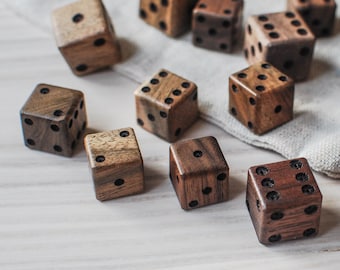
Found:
[84,128,144,201]
[244,11,316,81]
[246,158,323,245]
[287,0,337,37]
[52,0,121,76]
[20,84,87,157]
[192,0,244,53]
[229,62,295,135]
[139,0,198,37]
[169,136,229,210]
[135,69,199,142]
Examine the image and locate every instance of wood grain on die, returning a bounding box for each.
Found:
[135,69,199,142]
[52,0,121,76]
[244,11,316,81]
[84,128,144,201]
[287,0,337,37]
[170,136,229,210]
[229,62,294,135]
[20,83,87,157]
[246,158,322,244]
[139,0,198,37]
[192,0,244,52]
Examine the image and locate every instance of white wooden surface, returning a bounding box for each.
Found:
[1,2,340,270]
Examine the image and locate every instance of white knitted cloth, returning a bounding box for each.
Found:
[5,0,340,178]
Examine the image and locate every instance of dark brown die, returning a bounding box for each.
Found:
[139,0,198,37]
[287,0,337,37]
[84,128,144,201]
[244,11,316,81]
[134,69,199,142]
[246,158,323,245]
[229,62,294,135]
[52,0,121,76]
[169,136,229,210]
[20,84,87,157]
[192,0,244,53]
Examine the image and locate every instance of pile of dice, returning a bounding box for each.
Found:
[19,0,337,245]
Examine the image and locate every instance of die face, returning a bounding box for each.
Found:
[287,0,337,37]
[244,11,316,81]
[246,158,322,244]
[135,69,198,142]
[20,84,87,157]
[52,0,108,47]
[59,31,121,76]
[192,0,244,52]
[139,0,198,37]
[169,136,229,210]
[248,158,322,208]
[84,128,144,201]
[52,0,121,76]
[229,62,294,135]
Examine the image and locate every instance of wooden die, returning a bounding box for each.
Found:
[20,83,87,157]
[192,0,244,53]
[135,69,199,142]
[229,62,294,135]
[52,0,121,76]
[244,11,316,81]
[84,128,144,201]
[169,136,229,210]
[287,0,337,37]
[139,0,198,37]
[246,158,322,244]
